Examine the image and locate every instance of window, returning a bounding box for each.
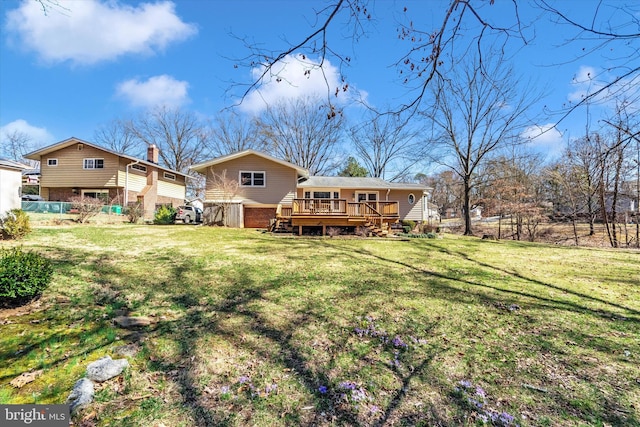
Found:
[83,158,104,169]
[82,190,109,202]
[47,159,58,167]
[131,164,147,172]
[356,192,378,202]
[164,172,176,180]
[239,171,265,187]
[408,193,416,205]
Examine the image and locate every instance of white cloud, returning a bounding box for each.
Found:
[239,54,360,114]
[0,119,55,146]
[116,75,189,108]
[5,0,197,65]
[522,123,565,158]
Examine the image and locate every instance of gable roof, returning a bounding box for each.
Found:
[300,176,428,191]
[190,149,309,177]
[24,137,188,178]
[0,158,30,171]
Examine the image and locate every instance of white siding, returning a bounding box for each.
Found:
[158,180,186,199]
[0,168,23,215]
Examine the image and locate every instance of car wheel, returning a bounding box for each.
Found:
[184,215,191,224]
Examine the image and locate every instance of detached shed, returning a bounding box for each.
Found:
[0,158,29,216]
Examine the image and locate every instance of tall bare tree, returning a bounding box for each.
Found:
[94,118,142,157]
[207,111,264,157]
[349,112,427,181]
[256,96,345,175]
[0,130,39,167]
[128,106,209,173]
[423,52,538,235]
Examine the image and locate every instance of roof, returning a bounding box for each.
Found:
[24,137,189,178]
[299,176,429,191]
[190,149,309,176]
[0,158,30,171]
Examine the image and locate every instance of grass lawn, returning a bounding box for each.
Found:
[0,225,638,426]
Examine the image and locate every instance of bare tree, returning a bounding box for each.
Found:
[234,1,638,128]
[423,52,538,235]
[94,118,142,157]
[256,96,345,175]
[204,169,243,226]
[349,112,427,181]
[0,131,39,167]
[127,106,209,173]
[207,111,264,157]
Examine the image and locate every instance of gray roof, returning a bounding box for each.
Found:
[299,176,428,191]
[0,158,30,171]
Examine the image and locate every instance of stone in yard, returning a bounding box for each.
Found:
[66,378,94,413]
[113,316,153,328]
[86,355,129,382]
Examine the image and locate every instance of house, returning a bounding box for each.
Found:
[25,137,188,218]
[190,149,431,234]
[0,158,29,216]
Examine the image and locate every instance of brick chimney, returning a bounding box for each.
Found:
[147,144,159,164]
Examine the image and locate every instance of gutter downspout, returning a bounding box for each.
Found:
[125,160,140,206]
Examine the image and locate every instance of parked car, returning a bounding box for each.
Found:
[21,194,44,201]
[176,205,202,224]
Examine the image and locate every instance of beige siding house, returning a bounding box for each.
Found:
[191,150,431,233]
[25,137,188,218]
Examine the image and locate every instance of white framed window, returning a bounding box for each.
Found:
[131,164,147,172]
[356,192,378,202]
[81,189,109,202]
[47,158,58,167]
[83,158,104,169]
[303,190,340,199]
[408,193,416,205]
[163,172,176,180]
[239,171,265,187]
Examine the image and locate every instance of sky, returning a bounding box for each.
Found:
[0,0,636,166]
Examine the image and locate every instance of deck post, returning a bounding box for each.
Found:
[298,225,302,236]
[322,225,326,236]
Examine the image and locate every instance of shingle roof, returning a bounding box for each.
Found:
[0,158,30,171]
[299,176,428,191]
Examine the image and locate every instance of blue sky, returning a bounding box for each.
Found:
[0,0,634,163]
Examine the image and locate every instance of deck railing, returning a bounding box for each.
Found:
[287,199,399,218]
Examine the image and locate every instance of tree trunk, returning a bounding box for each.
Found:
[463,176,473,235]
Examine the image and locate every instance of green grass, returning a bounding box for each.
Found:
[1,225,638,426]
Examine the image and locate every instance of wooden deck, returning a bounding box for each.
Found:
[275,198,400,235]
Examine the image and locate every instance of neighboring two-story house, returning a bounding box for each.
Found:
[190,149,431,234]
[25,137,187,218]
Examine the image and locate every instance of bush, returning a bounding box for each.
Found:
[0,209,31,240]
[0,247,53,306]
[402,220,416,231]
[69,196,104,223]
[396,232,437,239]
[154,205,177,225]
[124,203,144,224]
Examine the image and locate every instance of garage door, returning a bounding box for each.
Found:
[244,207,277,228]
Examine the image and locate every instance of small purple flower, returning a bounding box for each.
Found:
[238,375,250,384]
[392,336,408,349]
[266,383,277,394]
[370,405,380,414]
[318,385,328,394]
[220,385,230,394]
[475,386,486,398]
[339,381,357,390]
[459,379,472,389]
